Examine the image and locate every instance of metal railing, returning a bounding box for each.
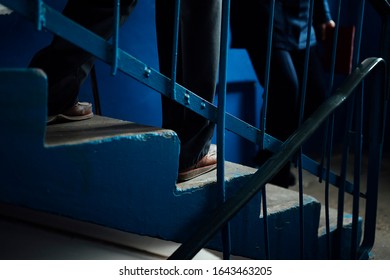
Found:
[1,0,388,259]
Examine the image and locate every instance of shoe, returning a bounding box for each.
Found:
[47,102,94,124]
[254,149,296,188]
[177,144,217,182]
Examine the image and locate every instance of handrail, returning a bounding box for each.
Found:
[168,57,387,260]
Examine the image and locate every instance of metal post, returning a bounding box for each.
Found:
[170,0,181,101]
[260,0,275,148]
[218,0,231,260]
[112,0,120,75]
[36,0,45,31]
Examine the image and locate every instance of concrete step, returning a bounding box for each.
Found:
[177,164,322,259]
[0,69,362,260]
[0,114,182,235]
[317,207,363,259]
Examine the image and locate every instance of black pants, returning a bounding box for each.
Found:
[246,45,327,141]
[155,0,222,170]
[248,45,327,187]
[29,0,137,115]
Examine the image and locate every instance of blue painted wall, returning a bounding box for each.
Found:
[0,0,387,163]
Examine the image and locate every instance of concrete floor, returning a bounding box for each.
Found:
[0,204,240,260]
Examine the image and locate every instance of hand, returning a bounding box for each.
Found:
[320,20,336,41]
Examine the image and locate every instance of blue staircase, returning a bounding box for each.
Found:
[2,0,387,260]
[0,68,362,259]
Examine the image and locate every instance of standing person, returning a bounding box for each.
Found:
[230,0,335,187]
[29,0,138,123]
[155,0,222,182]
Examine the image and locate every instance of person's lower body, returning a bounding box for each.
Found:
[246,46,327,187]
[246,47,300,187]
[29,0,137,122]
[290,46,328,157]
[155,0,222,181]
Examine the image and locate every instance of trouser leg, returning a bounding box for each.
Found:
[291,46,328,155]
[248,47,299,141]
[291,46,327,120]
[247,47,299,187]
[29,0,137,115]
[156,0,222,170]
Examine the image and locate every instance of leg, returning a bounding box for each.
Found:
[291,46,327,120]
[291,46,328,156]
[247,47,299,187]
[29,0,137,115]
[156,0,222,172]
[248,47,300,140]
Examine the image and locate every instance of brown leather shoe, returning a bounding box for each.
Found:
[47,102,94,124]
[178,144,217,182]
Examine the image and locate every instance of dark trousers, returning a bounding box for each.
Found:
[155,0,222,170]
[246,45,327,141]
[29,0,137,115]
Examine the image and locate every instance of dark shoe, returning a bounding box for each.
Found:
[254,149,296,188]
[47,102,94,124]
[178,144,217,182]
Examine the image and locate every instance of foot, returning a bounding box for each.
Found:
[47,102,94,124]
[177,144,217,182]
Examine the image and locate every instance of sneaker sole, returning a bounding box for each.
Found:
[47,112,94,124]
[177,163,217,182]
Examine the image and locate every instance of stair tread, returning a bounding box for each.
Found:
[176,161,256,191]
[178,161,320,214]
[45,115,176,146]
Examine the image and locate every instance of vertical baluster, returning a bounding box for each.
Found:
[352,0,365,69]
[295,0,315,259]
[218,0,231,260]
[260,0,275,147]
[170,0,181,101]
[298,0,314,126]
[36,0,44,31]
[350,0,366,259]
[360,60,387,259]
[112,0,120,75]
[351,82,364,259]
[259,0,275,260]
[261,188,270,259]
[335,0,365,260]
[334,99,354,259]
[321,0,343,260]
